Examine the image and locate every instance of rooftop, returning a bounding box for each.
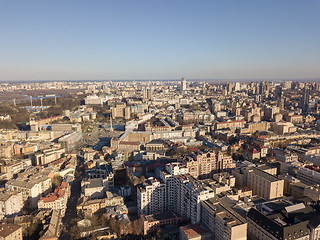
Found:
[0,224,21,238]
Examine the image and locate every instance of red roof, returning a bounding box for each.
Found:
[252,148,259,153]
[189,148,200,152]
[39,182,68,203]
[180,224,209,238]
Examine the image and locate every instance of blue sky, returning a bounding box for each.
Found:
[0,0,319,81]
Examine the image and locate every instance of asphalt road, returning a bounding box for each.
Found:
[59,157,83,240]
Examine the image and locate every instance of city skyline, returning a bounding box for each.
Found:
[0,0,319,81]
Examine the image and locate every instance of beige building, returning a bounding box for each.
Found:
[244,168,284,200]
[186,151,235,179]
[296,167,320,186]
[214,120,246,130]
[201,198,247,240]
[179,224,213,240]
[6,175,52,209]
[0,143,13,158]
[32,148,65,165]
[271,122,297,135]
[0,224,22,240]
[112,103,131,119]
[38,182,70,216]
[77,198,106,216]
[142,212,181,235]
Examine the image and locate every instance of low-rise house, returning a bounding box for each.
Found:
[179,224,213,240]
[142,212,181,235]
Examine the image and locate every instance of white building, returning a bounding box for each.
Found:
[138,163,214,224]
[137,178,166,216]
[0,190,23,220]
[181,78,187,94]
[6,175,52,209]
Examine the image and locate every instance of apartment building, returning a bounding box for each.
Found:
[201,198,247,240]
[244,167,284,200]
[77,198,107,216]
[137,178,166,216]
[0,143,13,158]
[214,120,246,130]
[0,224,23,240]
[39,210,62,240]
[6,175,52,209]
[174,174,215,224]
[32,148,65,165]
[0,190,23,220]
[0,160,29,179]
[38,182,70,216]
[296,167,320,185]
[186,151,235,179]
[275,151,299,162]
[111,102,131,119]
[138,163,214,224]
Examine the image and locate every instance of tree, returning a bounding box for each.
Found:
[131,218,144,236]
[52,175,63,190]
[109,217,120,236]
[69,224,81,239]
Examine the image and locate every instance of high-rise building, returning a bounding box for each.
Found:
[283,80,293,89]
[147,87,152,99]
[138,163,215,224]
[142,87,148,99]
[259,81,266,95]
[227,82,234,93]
[181,78,187,94]
[275,85,282,99]
[137,177,166,216]
[234,82,241,92]
[300,86,310,113]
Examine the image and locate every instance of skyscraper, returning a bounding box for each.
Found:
[181,78,187,94]
[300,86,310,113]
[275,86,282,100]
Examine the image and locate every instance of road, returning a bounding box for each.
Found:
[59,156,83,240]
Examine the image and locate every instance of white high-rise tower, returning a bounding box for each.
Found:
[181,78,187,94]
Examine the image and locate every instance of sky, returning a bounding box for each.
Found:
[0,0,319,81]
